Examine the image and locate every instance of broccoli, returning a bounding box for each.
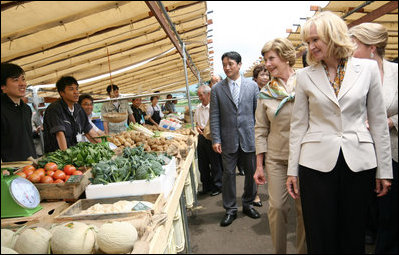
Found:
[149,160,164,176]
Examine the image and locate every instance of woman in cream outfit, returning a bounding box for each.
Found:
[286,11,392,253]
[350,22,398,254]
[254,38,306,254]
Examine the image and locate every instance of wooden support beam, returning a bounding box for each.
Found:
[348,1,398,28]
[145,1,197,77]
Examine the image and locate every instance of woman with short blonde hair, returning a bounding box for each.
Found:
[254,37,306,254]
[301,11,356,66]
[350,22,398,254]
[286,11,392,253]
[261,37,296,67]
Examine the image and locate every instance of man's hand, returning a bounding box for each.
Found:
[196,125,204,135]
[212,143,222,154]
[254,166,266,185]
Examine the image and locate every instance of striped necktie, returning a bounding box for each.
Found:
[232,81,239,106]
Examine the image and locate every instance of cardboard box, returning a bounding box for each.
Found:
[85,157,176,199]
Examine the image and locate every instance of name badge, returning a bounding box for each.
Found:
[76,133,84,142]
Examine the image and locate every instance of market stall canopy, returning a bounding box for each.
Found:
[1,1,212,99]
[244,1,398,77]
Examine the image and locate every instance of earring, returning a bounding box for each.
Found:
[370,52,375,58]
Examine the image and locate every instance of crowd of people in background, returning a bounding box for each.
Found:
[1,10,397,254]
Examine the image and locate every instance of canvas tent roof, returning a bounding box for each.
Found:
[1,1,212,99]
[244,1,398,77]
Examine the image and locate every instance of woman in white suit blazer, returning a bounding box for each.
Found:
[350,22,398,254]
[286,12,393,253]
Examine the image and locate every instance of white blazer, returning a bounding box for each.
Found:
[382,59,398,162]
[288,57,392,179]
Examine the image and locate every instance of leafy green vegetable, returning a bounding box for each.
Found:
[38,142,114,169]
[90,145,169,185]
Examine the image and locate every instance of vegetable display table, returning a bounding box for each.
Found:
[149,144,198,253]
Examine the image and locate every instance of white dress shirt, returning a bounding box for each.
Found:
[194,103,210,129]
[227,76,242,103]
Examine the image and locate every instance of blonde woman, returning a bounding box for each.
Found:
[286,11,392,253]
[350,22,398,254]
[254,38,306,254]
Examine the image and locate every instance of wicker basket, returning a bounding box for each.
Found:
[102,112,128,123]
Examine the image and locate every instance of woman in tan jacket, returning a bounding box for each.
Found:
[254,38,306,254]
[350,22,398,254]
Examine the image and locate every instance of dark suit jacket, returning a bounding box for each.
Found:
[210,76,259,153]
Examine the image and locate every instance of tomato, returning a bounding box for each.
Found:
[63,165,76,175]
[72,170,83,176]
[53,179,64,184]
[34,168,45,178]
[65,175,71,182]
[22,165,35,172]
[40,176,53,183]
[44,162,58,172]
[23,168,34,177]
[53,170,66,180]
[15,172,27,178]
[46,170,55,177]
[28,173,41,183]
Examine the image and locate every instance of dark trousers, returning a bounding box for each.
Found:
[375,159,398,254]
[221,146,257,215]
[197,134,222,192]
[298,150,375,254]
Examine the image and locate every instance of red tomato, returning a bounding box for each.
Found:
[53,179,64,184]
[22,165,35,172]
[46,170,55,177]
[40,176,53,183]
[28,173,41,183]
[23,168,34,177]
[15,172,27,178]
[72,170,83,176]
[65,175,71,182]
[34,168,45,178]
[63,165,76,175]
[44,162,58,172]
[53,170,66,180]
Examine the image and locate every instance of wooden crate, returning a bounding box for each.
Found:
[34,169,92,201]
[55,193,164,222]
[1,201,69,229]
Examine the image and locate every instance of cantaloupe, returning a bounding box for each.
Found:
[50,222,96,254]
[14,227,52,254]
[97,221,138,254]
[1,229,19,249]
[1,246,18,254]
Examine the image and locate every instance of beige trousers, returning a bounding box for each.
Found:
[265,156,307,254]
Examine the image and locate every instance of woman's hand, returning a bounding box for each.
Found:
[286,176,300,199]
[254,166,267,185]
[375,178,391,197]
[387,118,394,129]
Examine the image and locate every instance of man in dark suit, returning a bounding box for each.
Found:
[210,51,260,227]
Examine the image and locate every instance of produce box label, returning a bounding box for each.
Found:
[65,175,83,183]
[133,202,151,211]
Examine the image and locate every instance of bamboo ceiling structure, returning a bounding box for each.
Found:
[1,1,212,99]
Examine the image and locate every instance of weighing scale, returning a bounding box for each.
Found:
[1,170,42,218]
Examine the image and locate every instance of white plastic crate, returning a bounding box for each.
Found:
[85,157,176,199]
